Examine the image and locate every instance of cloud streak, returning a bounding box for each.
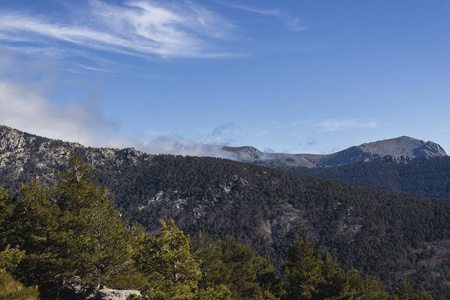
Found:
[316,119,383,132]
[216,1,307,32]
[0,0,235,59]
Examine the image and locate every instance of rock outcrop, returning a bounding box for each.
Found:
[56,279,141,300]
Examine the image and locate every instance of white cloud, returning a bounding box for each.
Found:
[141,137,234,158]
[0,78,236,159]
[216,1,307,32]
[217,2,281,17]
[0,80,123,147]
[316,119,383,132]
[0,0,235,59]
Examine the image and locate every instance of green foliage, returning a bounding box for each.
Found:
[53,153,134,283]
[316,253,352,299]
[391,280,433,300]
[0,245,25,272]
[56,153,134,282]
[284,237,324,299]
[195,285,232,300]
[107,272,149,291]
[193,234,282,299]
[1,152,134,296]
[284,236,389,300]
[0,187,13,247]
[346,269,388,300]
[136,219,202,299]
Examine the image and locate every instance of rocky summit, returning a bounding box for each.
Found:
[224,136,447,168]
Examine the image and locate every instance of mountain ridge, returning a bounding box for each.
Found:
[224,136,447,168]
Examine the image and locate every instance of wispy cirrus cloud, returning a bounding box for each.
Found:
[0,0,235,59]
[216,1,307,32]
[316,119,383,132]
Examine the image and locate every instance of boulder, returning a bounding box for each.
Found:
[95,288,141,300]
[57,278,141,300]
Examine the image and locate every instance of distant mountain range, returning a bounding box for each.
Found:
[1,125,449,298]
[224,136,447,168]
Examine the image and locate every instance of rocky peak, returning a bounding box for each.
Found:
[0,125,151,190]
[222,146,263,162]
[357,136,447,157]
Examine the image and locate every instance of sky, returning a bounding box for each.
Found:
[1,0,450,158]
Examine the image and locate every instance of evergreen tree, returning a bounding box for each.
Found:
[52,152,134,284]
[2,153,134,296]
[391,280,433,300]
[284,236,324,299]
[284,237,390,300]
[346,269,388,300]
[0,187,14,249]
[193,234,282,300]
[316,253,350,299]
[7,179,63,296]
[135,219,202,299]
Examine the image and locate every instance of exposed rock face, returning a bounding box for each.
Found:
[56,278,141,300]
[56,279,98,300]
[0,125,151,191]
[224,136,447,168]
[95,288,141,300]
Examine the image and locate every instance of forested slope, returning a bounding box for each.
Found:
[280,156,450,199]
[1,126,449,298]
[96,155,450,297]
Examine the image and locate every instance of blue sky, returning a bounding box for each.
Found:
[1,0,450,157]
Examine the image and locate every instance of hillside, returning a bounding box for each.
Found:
[1,125,449,298]
[278,156,450,200]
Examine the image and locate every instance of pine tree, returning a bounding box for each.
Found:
[346,269,388,300]
[0,187,14,249]
[192,234,282,300]
[52,152,134,284]
[316,253,350,299]
[284,236,324,300]
[135,219,201,299]
[3,153,135,296]
[391,280,433,300]
[7,179,63,296]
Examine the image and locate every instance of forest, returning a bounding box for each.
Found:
[280,156,450,199]
[0,153,436,299]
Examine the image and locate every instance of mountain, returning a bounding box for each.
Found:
[1,125,449,298]
[224,136,447,168]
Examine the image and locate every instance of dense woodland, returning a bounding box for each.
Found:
[82,154,449,298]
[278,156,450,199]
[0,153,435,299]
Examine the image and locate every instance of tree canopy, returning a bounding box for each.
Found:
[0,153,439,299]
